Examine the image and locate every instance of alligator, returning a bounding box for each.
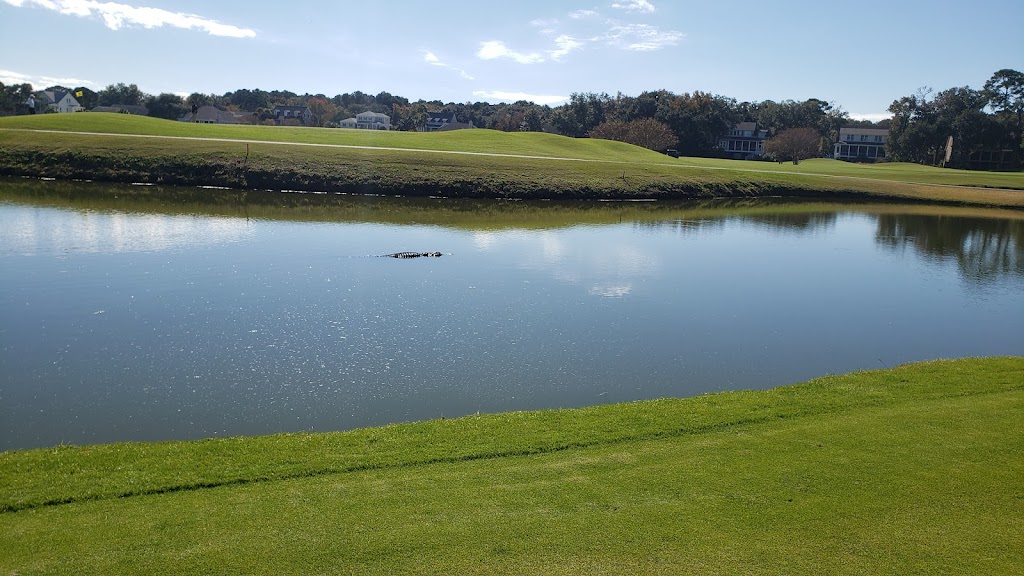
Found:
[381,251,444,258]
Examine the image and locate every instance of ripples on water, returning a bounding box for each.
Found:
[1,181,1022,450]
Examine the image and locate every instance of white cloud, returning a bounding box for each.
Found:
[0,68,97,89]
[611,0,655,12]
[549,35,584,60]
[422,50,474,80]
[604,23,682,51]
[850,112,892,122]
[3,0,256,38]
[530,18,558,27]
[472,90,569,105]
[569,9,599,19]
[477,40,545,64]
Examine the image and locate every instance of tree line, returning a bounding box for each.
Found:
[1,68,1020,170]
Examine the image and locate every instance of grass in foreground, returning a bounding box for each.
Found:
[2,114,1023,207]
[1,357,1022,574]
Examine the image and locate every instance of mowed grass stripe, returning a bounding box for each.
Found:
[1,365,1021,574]
[2,357,1021,514]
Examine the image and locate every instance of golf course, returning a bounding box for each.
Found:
[2,114,1023,574]
[1,113,1023,207]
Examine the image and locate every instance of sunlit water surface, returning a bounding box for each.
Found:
[2,184,1022,450]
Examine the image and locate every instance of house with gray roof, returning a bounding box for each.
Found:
[179,105,248,124]
[272,105,313,125]
[38,90,83,113]
[718,122,769,160]
[93,105,149,116]
[422,111,474,132]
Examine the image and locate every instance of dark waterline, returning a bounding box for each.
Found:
[1,180,1022,451]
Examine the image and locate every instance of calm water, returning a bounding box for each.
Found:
[2,181,1022,451]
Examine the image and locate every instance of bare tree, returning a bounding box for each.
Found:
[589,118,677,151]
[764,127,822,164]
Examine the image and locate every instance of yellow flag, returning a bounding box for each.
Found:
[75,90,83,97]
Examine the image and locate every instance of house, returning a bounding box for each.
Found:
[38,90,83,113]
[833,127,887,161]
[718,122,768,160]
[179,105,247,124]
[339,111,391,130]
[92,105,149,116]
[272,105,313,125]
[421,111,475,132]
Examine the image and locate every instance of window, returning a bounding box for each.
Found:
[874,135,883,142]
[861,135,869,141]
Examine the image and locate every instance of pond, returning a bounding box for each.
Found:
[1,179,1022,451]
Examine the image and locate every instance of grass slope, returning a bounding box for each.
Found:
[1,357,1022,574]
[2,114,1023,207]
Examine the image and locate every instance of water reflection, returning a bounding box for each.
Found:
[1,178,1023,451]
[876,215,1024,283]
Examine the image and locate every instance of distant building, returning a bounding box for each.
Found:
[92,105,149,116]
[834,127,887,161]
[422,111,475,132]
[272,105,313,125]
[718,122,768,160]
[179,105,247,124]
[38,90,83,113]
[339,111,392,130]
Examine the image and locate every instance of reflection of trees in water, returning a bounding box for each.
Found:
[876,215,1024,282]
[635,211,838,235]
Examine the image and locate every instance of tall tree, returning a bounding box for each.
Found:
[145,93,186,120]
[97,83,147,106]
[306,97,337,127]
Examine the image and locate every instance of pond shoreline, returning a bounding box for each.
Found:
[2,121,1022,209]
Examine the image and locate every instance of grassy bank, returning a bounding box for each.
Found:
[2,114,1023,207]
[1,357,1022,574]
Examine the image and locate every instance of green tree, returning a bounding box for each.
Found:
[98,83,147,106]
[145,93,186,120]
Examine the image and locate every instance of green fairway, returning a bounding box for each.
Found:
[2,114,1023,207]
[2,357,1022,574]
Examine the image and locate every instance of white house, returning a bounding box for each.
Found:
[718,122,768,160]
[40,90,83,113]
[339,111,391,130]
[834,127,887,161]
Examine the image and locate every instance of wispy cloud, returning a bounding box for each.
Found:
[472,90,569,105]
[604,23,682,51]
[2,0,256,38]
[422,50,474,80]
[611,0,655,12]
[570,9,600,19]
[549,35,584,60]
[477,41,545,64]
[0,68,97,89]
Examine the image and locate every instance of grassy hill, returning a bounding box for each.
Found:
[1,357,1021,574]
[2,113,1023,206]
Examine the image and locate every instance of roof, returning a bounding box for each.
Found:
[839,127,888,136]
[735,121,757,131]
[93,105,149,115]
[273,105,310,111]
[427,111,456,122]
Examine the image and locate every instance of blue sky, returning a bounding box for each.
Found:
[2,0,1021,120]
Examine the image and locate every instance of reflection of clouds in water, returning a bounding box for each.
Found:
[474,228,661,297]
[472,231,498,251]
[589,284,633,298]
[2,208,252,256]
